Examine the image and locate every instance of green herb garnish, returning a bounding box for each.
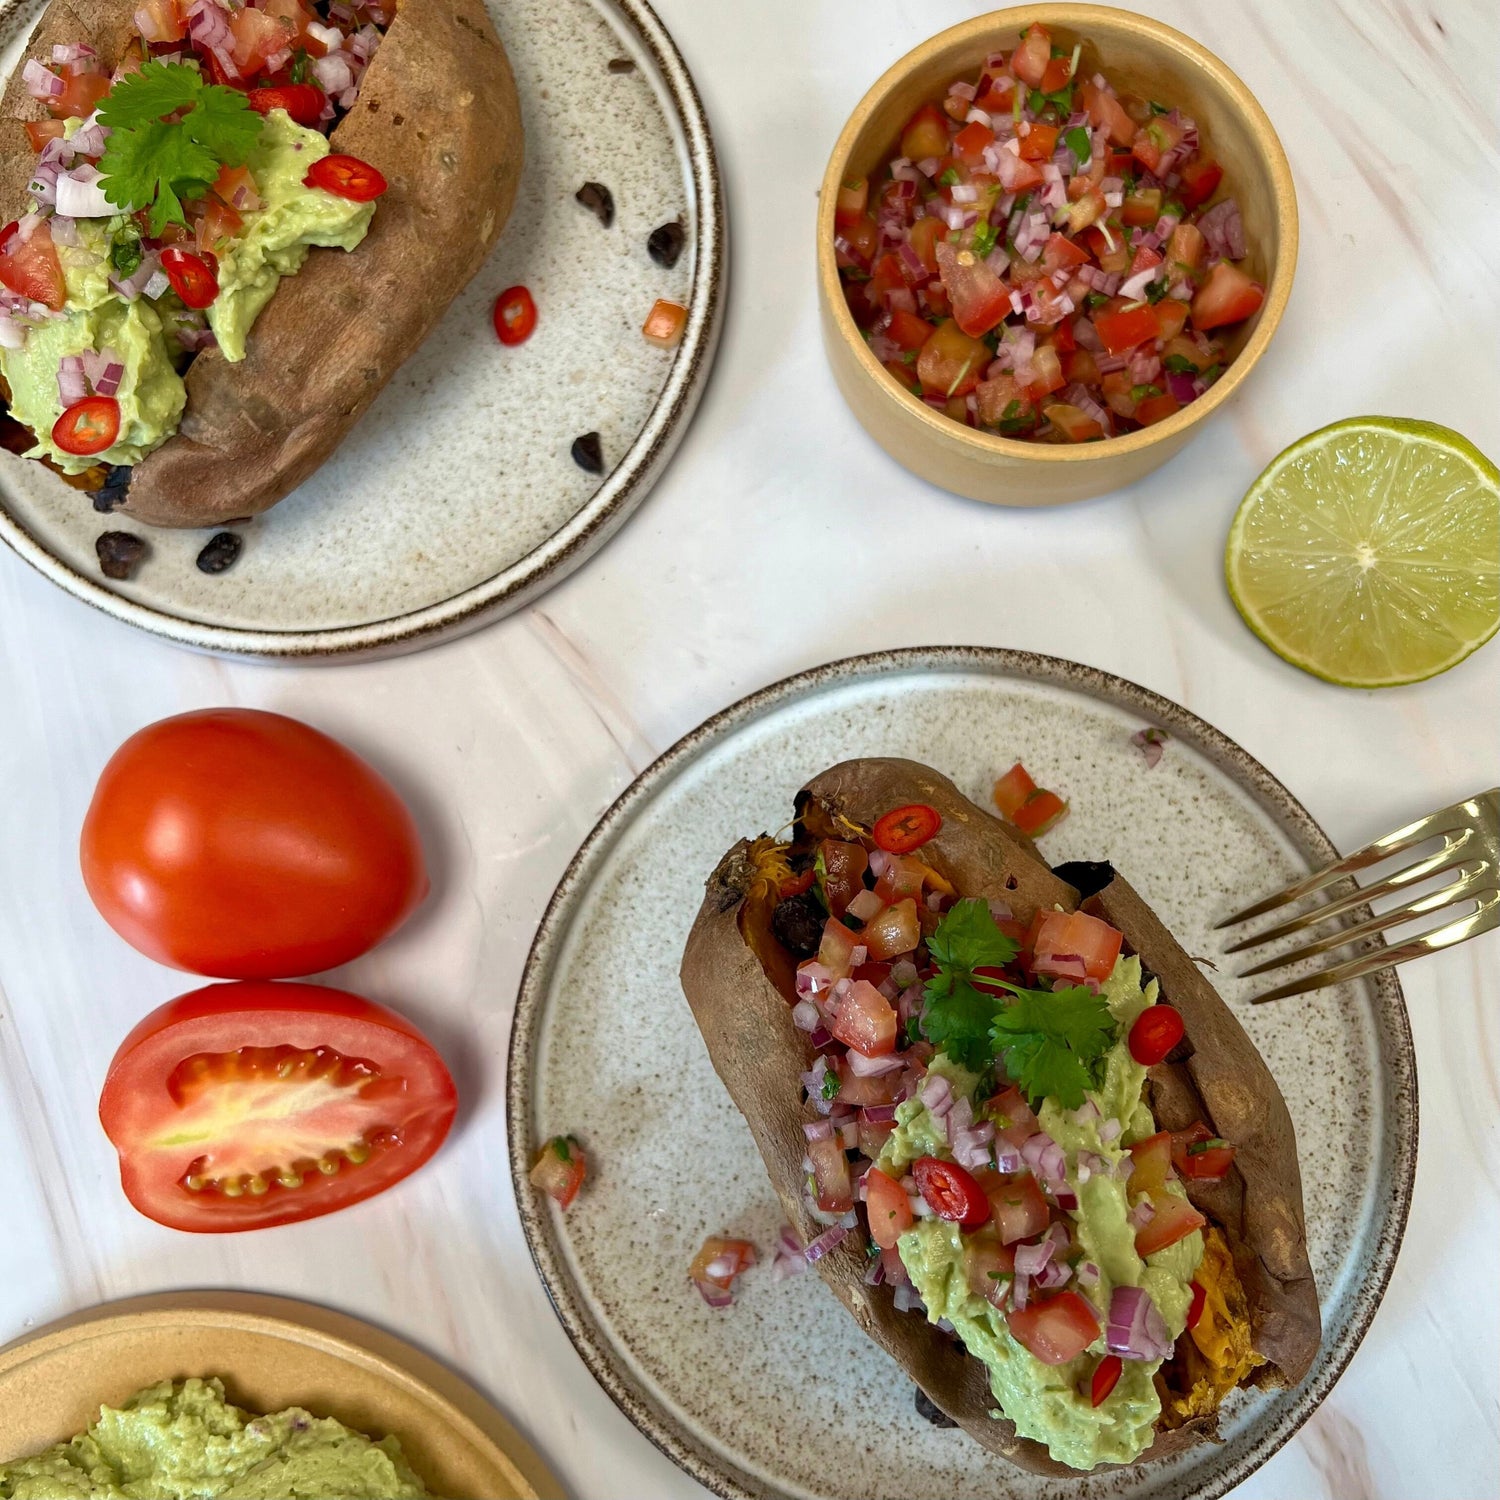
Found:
[1201,363,1224,383]
[1187,1136,1230,1155]
[971,220,999,259]
[939,166,961,187]
[109,225,143,278]
[1145,278,1170,304]
[1085,292,1109,308]
[1062,126,1092,166]
[1149,100,1170,115]
[1163,353,1199,374]
[289,47,311,85]
[98,61,263,235]
[821,1068,841,1101]
[989,984,1116,1109]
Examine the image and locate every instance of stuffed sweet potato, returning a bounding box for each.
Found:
[0,0,521,526]
[680,758,1320,1475]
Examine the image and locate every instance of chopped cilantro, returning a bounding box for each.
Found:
[1145,278,1170,304]
[550,1135,577,1163]
[971,220,999,259]
[1163,353,1199,374]
[1149,100,1170,115]
[1130,383,1164,401]
[1163,200,1186,220]
[990,984,1116,1109]
[821,1068,841,1101]
[1201,363,1224,383]
[289,47,310,85]
[1062,126,1092,166]
[939,166,961,188]
[98,61,263,235]
[109,225,143,278]
[1187,1136,1230,1155]
[1085,292,1109,308]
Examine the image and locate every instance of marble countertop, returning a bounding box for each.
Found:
[1,0,1496,1496]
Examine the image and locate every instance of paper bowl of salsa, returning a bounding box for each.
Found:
[816,5,1297,506]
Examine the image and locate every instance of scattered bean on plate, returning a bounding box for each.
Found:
[196,532,243,575]
[648,220,686,269]
[576,182,615,229]
[95,531,147,580]
[571,432,605,474]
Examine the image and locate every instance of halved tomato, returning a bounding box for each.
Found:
[865,1166,914,1249]
[98,981,458,1232]
[1007,1290,1101,1364]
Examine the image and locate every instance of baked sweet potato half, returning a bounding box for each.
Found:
[680,758,1320,1475]
[0,0,522,526]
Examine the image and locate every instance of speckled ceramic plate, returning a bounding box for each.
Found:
[508,647,1416,1500]
[0,0,722,660]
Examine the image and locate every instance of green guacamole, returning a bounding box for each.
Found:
[877,957,1204,1471]
[0,109,372,474]
[0,1378,429,1499]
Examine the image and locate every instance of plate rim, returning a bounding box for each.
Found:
[506,644,1418,1500]
[0,0,725,663]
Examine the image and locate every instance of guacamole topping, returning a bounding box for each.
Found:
[878,957,1205,1471]
[0,1377,429,1499]
[0,109,373,475]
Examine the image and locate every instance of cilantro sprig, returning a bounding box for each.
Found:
[98,61,263,235]
[919,899,1116,1107]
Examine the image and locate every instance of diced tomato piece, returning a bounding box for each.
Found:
[954,120,996,168]
[833,1058,905,1107]
[1047,318,1078,354]
[228,5,288,75]
[1121,187,1162,227]
[860,897,923,964]
[907,215,943,273]
[987,1171,1050,1244]
[964,1234,1017,1305]
[1093,299,1160,354]
[935,242,1009,338]
[917,318,988,398]
[134,0,186,43]
[689,1235,757,1292]
[1171,1122,1238,1181]
[1153,298,1189,341]
[1010,23,1053,88]
[0,219,65,310]
[1023,344,1066,402]
[881,1244,910,1286]
[49,69,110,120]
[836,214,878,273]
[996,150,1046,193]
[1136,1191,1207,1256]
[1038,54,1072,93]
[1058,188,1106,234]
[530,1136,586,1208]
[1131,116,1185,174]
[1177,156,1224,209]
[900,103,951,163]
[869,252,908,308]
[1061,348,1099,386]
[886,308,933,353]
[873,853,928,904]
[1007,1290,1101,1365]
[1012,788,1068,836]
[261,0,322,52]
[1166,222,1206,273]
[976,72,1015,115]
[913,1157,991,1228]
[24,119,68,152]
[818,839,869,916]
[1126,1132,1174,1196]
[865,1166,914,1249]
[641,298,688,347]
[808,1134,854,1214]
[1017,122,1058,163]
[1191,261,1264,331]
[1187,1279,1207,1329]
[195,196,241,253]
[1031,910,1124,982]
[1043,403,1104,443]
[920,281,951,318]
[1041,233,1090,276]
[988,1087,1041,1149]
[1082,224,1130,274]
[1079,79,1136,146]
[992,762,1037,817]
[1161,334,1210,372]
[829,978,898,1056]
[834,175,869,229]
[816,919,861,981]
[1128,245,1163,280]
[1134,391,1181,426]
[1099,370,1137,420]
[976,374,1033,432]
[1091,1354,1123,1405]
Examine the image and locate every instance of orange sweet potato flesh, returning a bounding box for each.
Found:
[680,758,1320,1475]
[0,0,523,527]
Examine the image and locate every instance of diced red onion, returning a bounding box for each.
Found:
[949,182,978,205]
[55,165,114,218]
[1053,1187,1079,1211]
[1013,1236,1057,1277]
[57,354,87,406]
[915,156,941,178]
[15,212,44,244]
[1117,266,1158,302]
[1106,1284,1173,1360]
[802,1057,834,1114]
[1197,199,1245,261]
[143,268,170,300]
[892,1285,925,1314]
[804,1224,848,1263]
[863,1254,886,1286]
[861,1103,899,1125]
[846,888,882,924]
[1098,1118,1123,1144]
[951,1120,995,1172]
[920,1073,953,1117]
[1127,1198,1156,1230]
[694,1279,734,1308]
[1011,1271,1030,1310]
[1128,350,1162,385]
[1095,351,1126,374]
[803,1119,834,1142]
[1020,1132,1066,1185]
[808,1026,832,1050]
[796,961,833,998]
[993,1142,1023,1173]
[1035,951,1089,982]
[890,157,920,184]
[846,1049,905,1078]
[0,315,25,350]
[23,59,66,99]
[1035,1259,1072,1290]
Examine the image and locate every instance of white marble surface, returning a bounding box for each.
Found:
[0,1,1497,1497]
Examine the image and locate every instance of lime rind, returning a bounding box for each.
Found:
[1225,417,1500,688]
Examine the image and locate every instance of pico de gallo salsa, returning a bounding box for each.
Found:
[754,799,1258,1468]
[835,22,1264,444]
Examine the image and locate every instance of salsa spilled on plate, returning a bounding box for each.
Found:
[834,22,1264,443]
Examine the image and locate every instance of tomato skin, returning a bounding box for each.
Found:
[304,153,388,202]
[98,980,457,1232]
[828,977,898,1057]
[494,284,538,345]
[49,69,110,120]
[873,803,942,854]
[160,246,219,309]
[1010,23,1052,88]
[913,1156,992,1228]
[1177,156,1224,209]
[80,708,428,979]
[992,762,1037,818]
[1030,910,1124,982]
[917,318,988,399]
[865,1166,914,1249]
[1007,1290,1101,1365]
[0,218,66,310]
[1093,300,1161,355]
[987,1170,1050,1243]
[52,396,121,457]
[641,297,688,348]
[247,83,325,128]
[1091,1353,1123,1405]
[1128,1004,1185,1065]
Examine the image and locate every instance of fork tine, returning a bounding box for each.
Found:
[1221,840,1481,953]
[1247,890,1500,1002]
[1235,864,1493,975]
[1215,797,1486,928]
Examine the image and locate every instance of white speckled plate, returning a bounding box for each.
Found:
[508,647,1415,1500]
[0,0,723,659]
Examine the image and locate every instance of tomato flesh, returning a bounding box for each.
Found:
[1128,1004,1185,1065]
[689,1235,757,1290]
[1186,1279,1207,1330]
[1171,1121,1237,1180]
[987,1170,1049,1243]
[642,297,688,348]
[530,1136,586,1207]
[1007,1290,1101,1365]
[865,1166,914,1250]
[98,980,457,1232]
[829,978,898,1057]
[1012,788,1068,837]
[992,762,1037,818]
[248,83,325,128]
[1136,1191,1207,1256]
[913,1156,991,1227]
[1030,910,1124,981]
[872,803,942,854]
[0,218,66,309]
[1126,1131,1174,1195]
[1191,261,1264,331]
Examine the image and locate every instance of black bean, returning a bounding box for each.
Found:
[914,1388,957,1428]
[196,531,242,574]
[606,57,635,73]
[576,182,615,229]
[91,465,133,513]
[647,219,686,269]
[570,431,604,474]
[95,530,147,580]
[771,893,824,958]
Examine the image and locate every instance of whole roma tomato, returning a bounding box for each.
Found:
[80,708,428,978]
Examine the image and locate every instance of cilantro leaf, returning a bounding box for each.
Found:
[971,220,999,260]
[1162,354,1199,374]
[1062,126,1092,166]
[97,62,262,234]
[920,900,1020,1071]
[991,984,1116,1108]
[926,898,1018,975]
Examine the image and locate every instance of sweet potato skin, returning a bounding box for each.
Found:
[0,0,523,526]
[680,760,1320,1476]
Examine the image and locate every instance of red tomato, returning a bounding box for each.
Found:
[261,0,323,52]
[992,762,1037,818]
[873,803,942,854]
[160,246,219,309]
[873,852,928,904]
[1044,403,1104,443]
[530,1136,586,1207]
[1061,348,1099,386]
[196,197,242,253]
[1152,298,1190,342]
[1017,122,1059,163]
[1136,1192,1207,1256]
[1120,187,1162,228]
[1135,391,1181,426]
[1171,1122,1238,1180]
[829,978,898,1057]
[1091,1353,1123,1405]
[229,5,288,75]
[809,1134,854,1213]
[305,153,388,202]
[913,1157,991,1228]
[987,1171,1050,1243]
[1030,910,1124,982]
[247,82,325,128]
[917,318,988,399]
[1079,79,1135,147]
[953,120,995,168]
[976,374,1034,431]
[1187,1279,1207,1329]
[964,1235,1017,1304]
[24,118,68,150]
[80,708,429,979]
[134,0,186,43]
[1093,300,1160,355]
[0,218,65,309]
[817,916,861,975]
[899,102,951,163]
[642,297,688,348]
[861,898,922,963]
[779,866,816,899]
[1010,23,1052,88]
[907,215,944,274]
[935,241,1010,339]
[689,1235,757,1290]
[1128,1004,1185,1065]
[834,175,869,229]
[1191,261,1264,331]
[836,213,879,274]
[818,838,869,916]
[1007,1290,1101,1365]
[1047,318,1078,354]
[886,307,933,353]
[1012,788,1068,837]
[1177,156,1224,209]
[1126,1132,1174,1195]
[52,396,121,457]
[865,1166,914,1250]
[988,1087,1041,1149]
[1131,116,1185,174]
[1038,54,1072,93]
[49,69,110,120]
[1041,233,1090,275]
[833,1057,905,1107]
[494,284,537,345]
[98,980,457,1232]
[1166,222,1206,272]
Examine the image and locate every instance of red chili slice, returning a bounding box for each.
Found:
[1128,1004,1185,1065]
[53,396,121,457]
[912,1156,991,1228]
[304,153,388,202]
[873,803,942,854]
[1090,1353,1123,1406]
[493,285,537,346]
[160,247,219,310]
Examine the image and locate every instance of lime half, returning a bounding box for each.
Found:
[1226,417,1500,687]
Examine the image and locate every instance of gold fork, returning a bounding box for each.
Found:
[1216,788,1500,1003]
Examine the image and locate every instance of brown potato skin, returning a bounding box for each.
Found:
[680,759,1320,1476]
[0,0,523,527]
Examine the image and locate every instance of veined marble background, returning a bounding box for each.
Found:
[1,1,1496,1498]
